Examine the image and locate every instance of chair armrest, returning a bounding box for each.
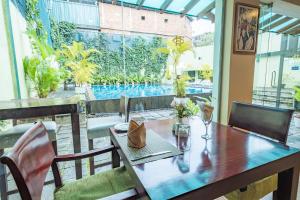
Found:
[54,145,115,162]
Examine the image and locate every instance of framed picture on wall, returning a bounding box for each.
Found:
[233,3,260,54]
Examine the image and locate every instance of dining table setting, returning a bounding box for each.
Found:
[110,117,300,200]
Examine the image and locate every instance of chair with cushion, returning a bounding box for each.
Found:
[0,122,136,200]
[0,120,58,200]
[0,121,58,152]
[226,101,293,200]
[86,95,131,175]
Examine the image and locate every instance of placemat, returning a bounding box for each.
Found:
[115,129,182,165]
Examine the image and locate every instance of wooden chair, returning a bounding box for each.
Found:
[226,101,293,200]
[0,122,136,200]
[86,95,131,175]
[0,120,58,200]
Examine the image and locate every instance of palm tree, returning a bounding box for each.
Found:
[58,42,98,86]
[157,36,194,97]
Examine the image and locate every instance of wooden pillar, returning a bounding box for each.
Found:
[219,0,260,125]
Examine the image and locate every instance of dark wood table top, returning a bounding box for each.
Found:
[110,118,300,200]
[0,96,81,120]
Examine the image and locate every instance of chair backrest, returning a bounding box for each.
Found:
[0,122,55,200]
[119,95,131,122]
[229,102,293,144]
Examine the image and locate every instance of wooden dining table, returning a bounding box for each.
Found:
[110,118,300,200]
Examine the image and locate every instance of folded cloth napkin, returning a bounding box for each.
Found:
[127,120,146,149]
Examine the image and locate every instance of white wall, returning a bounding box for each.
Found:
[0,1,16,101]
[9,1,31,98]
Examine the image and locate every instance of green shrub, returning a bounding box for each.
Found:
[294,86,300,102]
[58,42,98,86]
[23,57,60,98]
[23,31,61,98]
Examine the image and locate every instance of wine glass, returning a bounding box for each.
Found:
[200,109,213,140]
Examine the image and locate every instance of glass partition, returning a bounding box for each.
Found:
[47,0,220,115]
[253,4,300,110]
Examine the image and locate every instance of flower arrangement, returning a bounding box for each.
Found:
[171,99,199,120]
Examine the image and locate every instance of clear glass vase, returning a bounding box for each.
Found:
[175,123,191,152]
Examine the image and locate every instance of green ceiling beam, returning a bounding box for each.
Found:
[262,17,292,31]
[284,25,300,35]
[259,14,282,28]
[181,0,201,17]
[196,1,215,19]
[136,0,145,9]
[160,0,173,13]
[277,19,300,33]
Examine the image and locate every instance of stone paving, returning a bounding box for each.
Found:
[3,109,300,200]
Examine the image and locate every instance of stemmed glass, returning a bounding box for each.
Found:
[197,101,214,140]
[200,108,213,140]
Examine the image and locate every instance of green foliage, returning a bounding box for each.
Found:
[23,56,60,98]
[82,34,168,84]
[157,37,193,96]
[25,0,44,37]
[23,28,61,98]
[164,67,172,80]
[294,86,300,102]
[58,42,98,85]
[50,19,76,49]
[52,29,168,84]
[196,96,212,105]
[25,0,39,23]
[199,64,213,81]
[175,74,190,97]
[174,100,200,119]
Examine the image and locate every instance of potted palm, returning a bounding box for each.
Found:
[58,42,98,94]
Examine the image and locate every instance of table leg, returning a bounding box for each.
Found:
[71,113,82,179]
[0,149,8,200]
[111,140,120,168]
[276,165,300,200]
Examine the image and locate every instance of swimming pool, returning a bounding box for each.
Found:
[91,84,212,100]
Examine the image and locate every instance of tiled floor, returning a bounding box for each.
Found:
[2,109,300,200]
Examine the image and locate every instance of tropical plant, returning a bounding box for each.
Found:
[174,74,190,97]
[58,42,98,86]
[173,99,200,119]
[199,64,213,81]
[157,37,193,77]
[294,86,300,102]
[23,29,61,98]
[164,67,172,80]
[157,36,193,97]
[23,57,60,98]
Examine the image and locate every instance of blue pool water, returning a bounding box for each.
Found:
[92,84,211,100]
